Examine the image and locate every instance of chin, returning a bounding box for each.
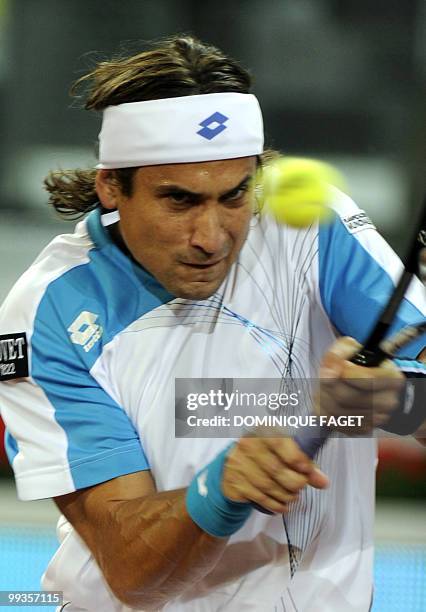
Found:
[171,281,222,301]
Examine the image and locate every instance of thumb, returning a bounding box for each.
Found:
[320,336,361,378]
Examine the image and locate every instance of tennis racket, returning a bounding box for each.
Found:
[280,197,426,578]
[253,197,426,578]
[294,196,426,457]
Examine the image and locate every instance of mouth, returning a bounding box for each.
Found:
[181,259,225,269]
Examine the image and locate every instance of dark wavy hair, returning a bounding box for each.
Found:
[44,35,276,219]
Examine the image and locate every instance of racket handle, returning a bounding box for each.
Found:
[293,431,328,458]
[293,423,331,458]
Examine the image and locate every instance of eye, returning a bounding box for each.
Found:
[222,185,250,205]
[162,191,199,208]
[168,191,190,204]
[228,188,245,199]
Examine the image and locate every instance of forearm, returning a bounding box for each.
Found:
[92,488,227,609]
[61,438,325,609]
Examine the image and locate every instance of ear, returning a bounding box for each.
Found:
[95,170,123,210]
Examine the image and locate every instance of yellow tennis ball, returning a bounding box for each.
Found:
[259,157,347,228]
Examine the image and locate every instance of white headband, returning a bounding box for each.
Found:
[96,92,264,169]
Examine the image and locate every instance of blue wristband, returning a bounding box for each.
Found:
[186,444,252,538]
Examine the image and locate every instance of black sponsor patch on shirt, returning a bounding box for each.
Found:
[0,333,29,381]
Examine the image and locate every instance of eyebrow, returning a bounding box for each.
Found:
[153,174,253,200]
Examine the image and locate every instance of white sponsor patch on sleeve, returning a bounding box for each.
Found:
[341,210,376,234]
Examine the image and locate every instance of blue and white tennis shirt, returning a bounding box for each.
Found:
[0,191,424,612]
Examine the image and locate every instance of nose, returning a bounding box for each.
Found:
[189,203,228,256]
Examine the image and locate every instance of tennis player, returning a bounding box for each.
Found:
[0,36,425,611]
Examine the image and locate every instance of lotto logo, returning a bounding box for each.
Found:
[68,311,103,353]
[197,112,229,140]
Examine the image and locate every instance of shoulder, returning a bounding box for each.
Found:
[0,218,94,332]
[318,188,403,281]
[0,211,175,374]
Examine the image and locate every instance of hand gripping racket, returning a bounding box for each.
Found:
[294,196,426,458]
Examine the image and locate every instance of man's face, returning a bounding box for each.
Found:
[112,157,257,299]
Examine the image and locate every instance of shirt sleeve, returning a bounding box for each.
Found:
[0,279,150,502]
[318,192,426,359]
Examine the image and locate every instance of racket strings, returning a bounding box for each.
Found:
[282,515,300,578]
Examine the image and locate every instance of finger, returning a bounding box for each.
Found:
[272,466,310,493]
[326,336,361,359]
[374,413,393,427]
[320,336,361,378]
[225,447,301,504]
[225,466,292,513]
[241,440,310,493]
[259,459,310,494]
[237,434,314,477]
[342,375,404,392]
[307,467,329,489]
[319,384,401,412]
[236,432,329,493]
[371,390,401,414]
[263,439,329,489]
[323,366,404,391]
[245,471,300,505]
[245,488,290,514]
[338,360,402,381]
[233,471,299,514]
[263,436,313,474]
[242,457,301,502]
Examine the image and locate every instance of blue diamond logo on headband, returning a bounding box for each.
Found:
[197,112,229,140]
